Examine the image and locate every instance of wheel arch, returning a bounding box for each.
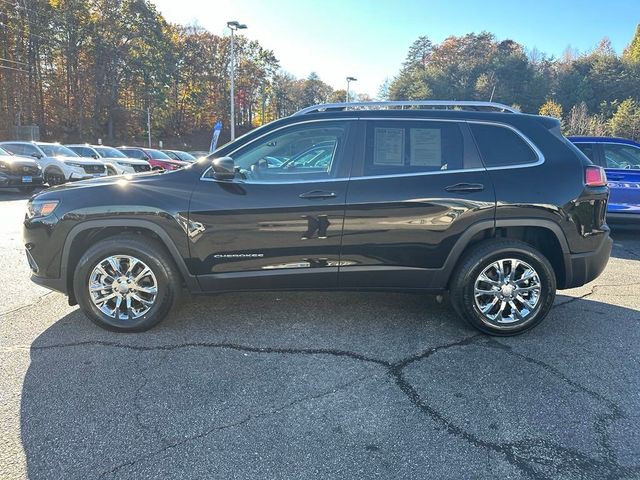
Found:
[441,219,572,290]
[62,220,200,305]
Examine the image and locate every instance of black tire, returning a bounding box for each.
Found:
[73,235,181,332]
[449,239,556,336]
[44,169,66,186]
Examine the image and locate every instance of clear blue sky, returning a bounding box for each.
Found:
[152,0,640,97]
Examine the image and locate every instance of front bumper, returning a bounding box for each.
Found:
[563,233,613,289]
[0,172,44,188]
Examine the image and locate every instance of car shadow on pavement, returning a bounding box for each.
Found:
[0,189,41,201]
[610,229,640,261]
[19,292,640,479]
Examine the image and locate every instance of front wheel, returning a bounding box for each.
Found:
[44,170,66,186]
[73,235,181,332]
[449,240,556,336]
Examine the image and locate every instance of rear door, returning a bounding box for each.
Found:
[188,120,356,291]
[339,119,495,289]
[600,143,640,215]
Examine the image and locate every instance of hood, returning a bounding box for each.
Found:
[101,157,149,165]
[157,158,189,167]
[35,169,168,196]
[0,154,39,166]
[57,156,105,165]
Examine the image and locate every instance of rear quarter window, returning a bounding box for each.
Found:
[470,123,539,168]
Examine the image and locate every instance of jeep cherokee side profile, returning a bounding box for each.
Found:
[23,101,612,335]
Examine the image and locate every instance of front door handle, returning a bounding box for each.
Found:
[299,190,337,199]
[445,183,485,193]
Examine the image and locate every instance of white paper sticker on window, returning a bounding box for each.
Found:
[374,128,404,165]
[410,128,441,166]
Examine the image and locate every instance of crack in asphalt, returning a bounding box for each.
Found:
[31,333,639,479]
[0,291,53,317]
[552,283,629,309]
[486,339,626,471]
[99,373,371,479]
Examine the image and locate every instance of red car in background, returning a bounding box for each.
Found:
[117,147,188,171]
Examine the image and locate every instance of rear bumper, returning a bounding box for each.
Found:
[606,213,640,225]
[562,233,613,289]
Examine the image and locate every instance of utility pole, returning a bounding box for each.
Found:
[346,76,357,103]
[147,107,151,148]
[227,20,247,141]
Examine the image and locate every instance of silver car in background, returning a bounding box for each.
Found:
[66,144,151,175]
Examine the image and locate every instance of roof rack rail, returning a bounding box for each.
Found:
[294,100,520,116]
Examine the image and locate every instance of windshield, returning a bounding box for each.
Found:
[147,149,172,160]
[37,144,79,157]
[175,151,196,161]
[94,146,127,158]
[0,147,9,156]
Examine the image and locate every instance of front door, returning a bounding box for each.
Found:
[189,120,356,291]
[339,119,496,289]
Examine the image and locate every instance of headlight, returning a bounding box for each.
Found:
[27,200,59,219]
[0,161,9,171]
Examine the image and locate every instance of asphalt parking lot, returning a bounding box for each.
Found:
[0,189,639,480]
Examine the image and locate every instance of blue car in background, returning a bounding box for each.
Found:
[569,136,640,224]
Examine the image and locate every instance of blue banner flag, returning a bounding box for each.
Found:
[209,121,222,152]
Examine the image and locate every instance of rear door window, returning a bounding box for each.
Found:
[574,143,597,163]
[365,121,478,176]
[470,123,539,168]
[602,143,640,169]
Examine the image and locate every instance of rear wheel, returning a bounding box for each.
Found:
[73,235,181,332]
[449,240,556,336]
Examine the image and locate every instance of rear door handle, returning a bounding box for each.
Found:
[444,183,485,193]
[299,190,337,199]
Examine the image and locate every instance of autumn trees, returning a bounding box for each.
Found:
[0,0,339,146]
[388,29,640,139]
[3,1,640,145]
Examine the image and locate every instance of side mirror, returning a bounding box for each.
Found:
[31,152,42,159]
[211,156,235,180]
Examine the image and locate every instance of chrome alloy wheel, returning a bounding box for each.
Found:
[88,255,158,321]
[473,258,541,326]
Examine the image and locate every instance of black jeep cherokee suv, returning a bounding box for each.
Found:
[23,101,612,335]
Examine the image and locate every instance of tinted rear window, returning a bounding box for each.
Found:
[470,124,538,167]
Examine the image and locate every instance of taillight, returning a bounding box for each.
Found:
[585,166,607,187]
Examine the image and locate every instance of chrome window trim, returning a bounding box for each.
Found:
[361,117,545,172]
[200,117,544,184]
[200,118,357,183]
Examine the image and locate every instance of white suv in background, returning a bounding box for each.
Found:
[0,141,107,185]
[66,144,151,175]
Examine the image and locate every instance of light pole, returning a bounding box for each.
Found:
[227,20,247,141]
[346,76,357,103]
